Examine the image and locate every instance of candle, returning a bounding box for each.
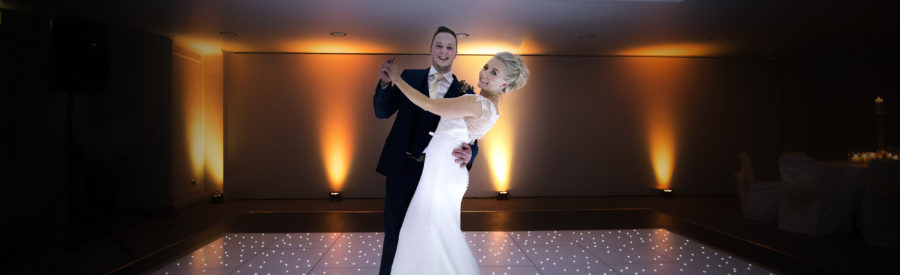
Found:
[875,96,884,114]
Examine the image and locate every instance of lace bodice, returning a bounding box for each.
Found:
[464,94,499,140]
[430,94,499,144]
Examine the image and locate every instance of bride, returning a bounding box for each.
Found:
[385,52,529,274]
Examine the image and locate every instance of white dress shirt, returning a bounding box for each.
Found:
[427,66,454,99]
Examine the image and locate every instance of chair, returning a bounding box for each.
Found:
[734,152,780,221]
[777,155,842,236]
[781,151,808,157]
[860,160,900,247]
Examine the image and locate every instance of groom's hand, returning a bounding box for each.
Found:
[453,143,472,168]
[378,57,395,87]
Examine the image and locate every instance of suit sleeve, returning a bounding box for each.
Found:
[373,78,401,119]
[467,140,479,171]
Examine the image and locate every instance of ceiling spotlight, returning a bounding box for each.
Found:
[330,31,347,37]
[457,32,470,38]
[577,34,595,40]
[219,31,237,38]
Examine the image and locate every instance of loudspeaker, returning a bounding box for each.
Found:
[50,16,109,94]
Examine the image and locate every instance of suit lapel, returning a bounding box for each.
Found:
[444,75,460,98]
[410,69,429,97]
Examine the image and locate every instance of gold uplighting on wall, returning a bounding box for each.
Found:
[485,130,513,191]
[281,38,388,54]
[202,55,225,187]
[459,42,520,55]
[617,42,718,57]
[624,57,689,190]
[188,89,204,179]
[175,36,224,56]
[321,119,352,192]
[174,38,225,193]
[301,55,368,192]
[648,113,675,189]
[458,36,542,55]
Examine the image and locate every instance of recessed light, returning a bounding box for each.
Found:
[219,31,237,38]
[577,34,595,40]
[330,32,347,37]
[457,32,470,38]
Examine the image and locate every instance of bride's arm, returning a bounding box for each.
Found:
[388,64,482,118]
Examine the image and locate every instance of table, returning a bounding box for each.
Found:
[815,161,867,234]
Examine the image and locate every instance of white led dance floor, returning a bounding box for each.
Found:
[152,229,777,275]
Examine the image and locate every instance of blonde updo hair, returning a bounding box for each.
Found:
[494,51,529,93]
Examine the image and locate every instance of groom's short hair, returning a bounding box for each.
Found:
[431,26,458,46]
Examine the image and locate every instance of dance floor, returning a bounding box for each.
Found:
[151,229,776,275]
[113,210,831,275]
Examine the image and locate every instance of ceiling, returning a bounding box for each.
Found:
[2,0,894,57]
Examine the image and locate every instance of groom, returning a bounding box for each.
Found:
[373,26,478,274]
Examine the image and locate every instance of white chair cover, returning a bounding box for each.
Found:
[777,155,842,236]
[735,153,779,221]
[860,160,900,247]
[735,153,754,204]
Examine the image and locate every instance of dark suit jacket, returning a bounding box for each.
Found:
[373,68,479,176]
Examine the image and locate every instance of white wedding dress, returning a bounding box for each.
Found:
[391,94,499,275]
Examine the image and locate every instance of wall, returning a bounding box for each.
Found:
[172,44,204,208]
[201,54,225,197]
[1,9,180,227]
[172,43,224,208]
[224,53,782,198]
[6,10,893,211]
[1,8,64,224]
[781,56,900,160]
[101,27,174,213]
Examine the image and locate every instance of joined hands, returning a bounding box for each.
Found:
[379,57,399,86]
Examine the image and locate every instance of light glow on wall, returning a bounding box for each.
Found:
[458,37,542,55]
[189,98,204,179]
[617,43,717,57]
[648,113,675,189]
[281,38,388,54]
[175,39,225,193]
[302,55,366,192]
[484,127,513,191]
[322,128,351,192]
[460,42,520,55]
[624,57,689,189]
[172,42,207,192]
[202,55,225,187]
[175,36,223,56]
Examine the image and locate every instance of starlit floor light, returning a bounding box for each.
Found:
[152,229,778,275]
